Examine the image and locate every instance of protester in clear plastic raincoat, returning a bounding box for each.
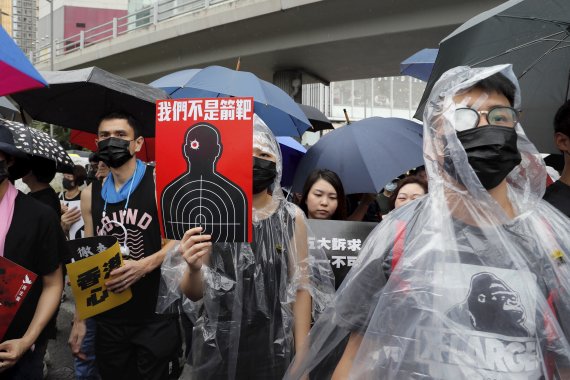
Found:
[285,64,570,380]
[157,115,335,379]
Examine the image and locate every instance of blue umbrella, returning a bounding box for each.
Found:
[0,26,47,97]
[292,117,424,194]
[277,136,306,187]
[149,66,311,137]
[400,48,438,82]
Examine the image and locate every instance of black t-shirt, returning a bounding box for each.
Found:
[91,166,164,323]
[30,187,61,217]
[3,192,65,342]
[544,180,570,218]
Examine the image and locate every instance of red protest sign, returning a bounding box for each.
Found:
[156,98,253,243]
[0,256,37,340]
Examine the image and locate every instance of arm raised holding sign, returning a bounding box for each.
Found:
[179,227,212,301]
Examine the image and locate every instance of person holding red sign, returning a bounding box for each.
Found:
[158,115,334,379]
[68,112,181,380]
[0,124,65,379]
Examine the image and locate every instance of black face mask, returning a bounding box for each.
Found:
[456,125,521,190]
[97,137,134,168]
[62,178,75,190]
[253,157,277,194]
[0,160,8,184]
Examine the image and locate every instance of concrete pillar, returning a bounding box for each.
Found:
[273,70,303,103]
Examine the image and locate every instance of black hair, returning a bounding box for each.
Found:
[98,111,142,138]
[89,152,100,163]
[554,99,570,138]
[30,156,56,184]
[299,169,347,220]
[388,175,428,211]
[72,164,87,187]
[472,73,516,107]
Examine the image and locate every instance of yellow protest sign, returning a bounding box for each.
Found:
[66,241,132,319]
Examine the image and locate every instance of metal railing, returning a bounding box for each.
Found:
[31,0,235,66]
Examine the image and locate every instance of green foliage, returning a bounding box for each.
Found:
[29,120,84,151]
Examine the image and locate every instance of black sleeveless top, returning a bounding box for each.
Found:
[91,165,164,322]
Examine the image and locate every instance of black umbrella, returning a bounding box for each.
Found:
[298,104,333,131]
[2,118,75,173]
[11,67,168,137]
[415,0,570,153]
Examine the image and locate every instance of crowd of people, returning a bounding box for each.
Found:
[0,63,569,380]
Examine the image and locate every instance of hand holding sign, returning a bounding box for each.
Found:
[0,338,29,373]
[66,240,132,320]
[179,227,212,273]
[105,258,149,293]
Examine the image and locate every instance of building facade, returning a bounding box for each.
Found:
[1,0,37,55]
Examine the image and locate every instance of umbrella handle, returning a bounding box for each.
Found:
[343,108,351,124]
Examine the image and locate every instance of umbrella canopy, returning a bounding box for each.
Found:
[149,66,311,136]
[400,48,438,81]
[0,26,47,97]
[292,117,424,194]
[298,104,333,131]
[0,97,22,122]
[11,67,168,137]
[69,130,155,162]
[277,136,307,187]
[2,118,74,173]
[414,0,570,153]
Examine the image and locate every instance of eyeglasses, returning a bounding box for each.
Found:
[454,106,520,132]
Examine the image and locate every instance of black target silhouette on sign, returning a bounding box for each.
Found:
[161,123,248,242]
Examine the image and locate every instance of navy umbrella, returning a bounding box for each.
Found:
[400,48,438,82]
[149,66,311,137]
[277,136,306,187]
[292,117,424,194]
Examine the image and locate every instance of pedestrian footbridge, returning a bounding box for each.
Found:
[33,0,503,84]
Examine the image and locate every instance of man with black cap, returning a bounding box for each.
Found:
[0,124,65,379]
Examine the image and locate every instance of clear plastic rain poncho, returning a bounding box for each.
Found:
[157,115,335,379]
[285,65,570,380]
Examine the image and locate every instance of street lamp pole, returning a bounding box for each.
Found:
[46,0,54,136]
[46,0,53,71]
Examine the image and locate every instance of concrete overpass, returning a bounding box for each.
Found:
[37,0,504,85]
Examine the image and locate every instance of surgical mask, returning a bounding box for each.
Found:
[0,160,8,183]
[62,178,75,190]
[456,125,521,190]
[97,137,134,168]
[385,181,397,193]
[253,157,277,194]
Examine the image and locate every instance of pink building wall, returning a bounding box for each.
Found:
[63,6,127,50]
